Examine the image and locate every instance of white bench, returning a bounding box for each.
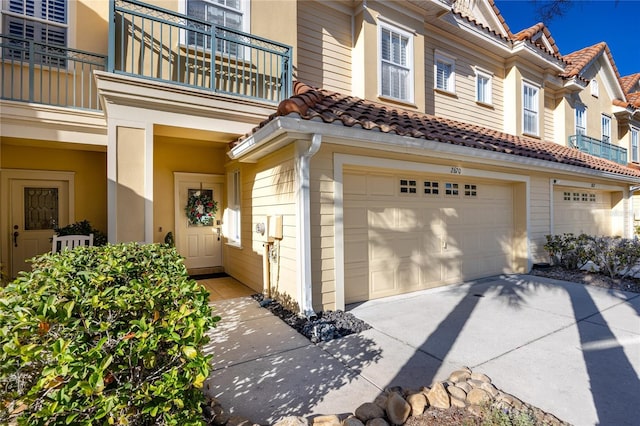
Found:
[52,234,94,253]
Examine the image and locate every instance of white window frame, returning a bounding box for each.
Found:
[522,81,539,136]
[180,0,250,52]
[226,169,241,245]
[475,69,492,104]
[575,104,586,136]
[434,51,456,93]
[631,127,639,163]
[378,21,413,103]
[590,79,599,97]
[601,114,611,143]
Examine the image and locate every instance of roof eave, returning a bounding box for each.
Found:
[231,115,640,184]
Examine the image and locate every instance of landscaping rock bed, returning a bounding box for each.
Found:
[204,368,569,426]
[251,294,371,343]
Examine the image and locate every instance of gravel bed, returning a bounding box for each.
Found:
[530,265,640,294]
[251,294,371,343]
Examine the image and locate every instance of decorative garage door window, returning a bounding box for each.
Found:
[24,187,58,230]
[424,181,439,195]
[563,191,596,203]
[464,184,477,197]
[445,182,459,196]
[185,189,217,226]
[400,179,417,194]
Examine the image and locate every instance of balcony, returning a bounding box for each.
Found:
[569,134,628,165]
[1,34,107,111]
[110,0,292,104]
[1,0,292,112]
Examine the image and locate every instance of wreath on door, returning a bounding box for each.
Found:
[185,191,218,226]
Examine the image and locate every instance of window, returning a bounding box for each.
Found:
[400,179,417,194]
[379,23,413,102]
[590,79,599,97]
[632,127,639,163]
[2,0,67,64]
[563,192,571,201]
[573,192,580,201]
[476,70,492,104]
[435,53,455,93]
[464,184,477,197]
[186,0,247,53]
[226,169,241,244]
[589,194,596,203]
[445,182,459,196]
[601,115,611,143]
[575,105,586,135]
[424,181,439,195]
[523,82,539,136]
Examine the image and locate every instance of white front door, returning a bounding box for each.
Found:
[10,179,70,277]
[174,173,224,271]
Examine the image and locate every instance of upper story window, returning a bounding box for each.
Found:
[575,105,586,135]
[522,82,539,136]
[435,52,455,93]
[601,114,611,143]
[590,79,599,97]
[475,69,492,104]
[379,22,413,102]
[186,0,248,53]
[631,127,639,163]
[2,0,67,63]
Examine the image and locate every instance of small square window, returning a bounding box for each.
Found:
[445,182,459,196]
[424,181,439,195]
[464,184,477,197]
[400,179,417,194]
[589,194,596,203]
[573,193,580,201]
[563,192,571,201]
[581,193,588,202]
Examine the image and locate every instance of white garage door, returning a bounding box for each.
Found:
[344,171,515,303]
[553,188,612,236]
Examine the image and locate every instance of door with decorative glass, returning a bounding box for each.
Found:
[10,179,69,277]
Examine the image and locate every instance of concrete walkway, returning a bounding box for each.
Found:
[204,275,640,425]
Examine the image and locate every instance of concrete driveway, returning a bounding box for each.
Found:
[205,275,640,425]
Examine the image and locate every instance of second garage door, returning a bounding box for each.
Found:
[344,170,515,303]
[553,187,612,236]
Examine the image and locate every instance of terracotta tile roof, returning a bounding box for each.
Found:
[512,22,560,55]
[239,82,640,179]
[562,42,621,80]
[488,0,513,37]
[620,73,640,95]
[627,92,640,108]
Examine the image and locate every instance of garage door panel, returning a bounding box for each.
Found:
[344,173,367,195]
[344,172,514,303]
[554,189,611,235]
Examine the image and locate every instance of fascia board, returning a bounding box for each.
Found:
[231,115,640,184]
[511,41,565,72]
[439,12,512,54]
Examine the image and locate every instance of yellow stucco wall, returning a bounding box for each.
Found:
[1,141,107,233]
[153,137,227,244]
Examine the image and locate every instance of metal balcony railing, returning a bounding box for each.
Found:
[0,34,106,110]
[110,0,292,104]
[569,134,628,165]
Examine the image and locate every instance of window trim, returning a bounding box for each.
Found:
[378,20,414,103]
[179,0,251,50]
[434,51,456,94]
[522,81,540,136]
[601,114,611,143]
[631,127,639,163]
[575,104,586,136]
[475,68,492,105]
[226,169,241,246]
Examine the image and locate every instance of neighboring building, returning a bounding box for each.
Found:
[1,0,639,314]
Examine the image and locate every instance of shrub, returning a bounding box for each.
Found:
[0,243,219,425]
[55,220,107,246]
[543,233,591,270]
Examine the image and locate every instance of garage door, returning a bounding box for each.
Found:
[344,170,514,303]
[553,187,611,236]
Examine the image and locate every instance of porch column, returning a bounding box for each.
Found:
[107,120,154,243]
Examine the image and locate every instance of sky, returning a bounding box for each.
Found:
[494,0,639,77]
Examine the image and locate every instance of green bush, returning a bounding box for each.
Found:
[55,220,107,246]
[0,243,219,425]
[543,233,591,270]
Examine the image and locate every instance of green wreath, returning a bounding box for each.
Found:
[185,192,218,226]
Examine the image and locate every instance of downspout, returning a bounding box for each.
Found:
[296,134,322,317]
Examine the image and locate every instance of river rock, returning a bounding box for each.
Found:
[447,385,467,400]
[470,372,491,383]
[355,402,385,422]
[312,414,341,426]
[426,382,450,409]
[365,419,389,426]
[342,416,365,426]
[273,417,308,426]
[448,369,471,383]
[466,388,491,406]
[386,392,411,425]
[406,392,427,417]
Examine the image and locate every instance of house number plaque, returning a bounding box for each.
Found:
[450,167,462,174]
